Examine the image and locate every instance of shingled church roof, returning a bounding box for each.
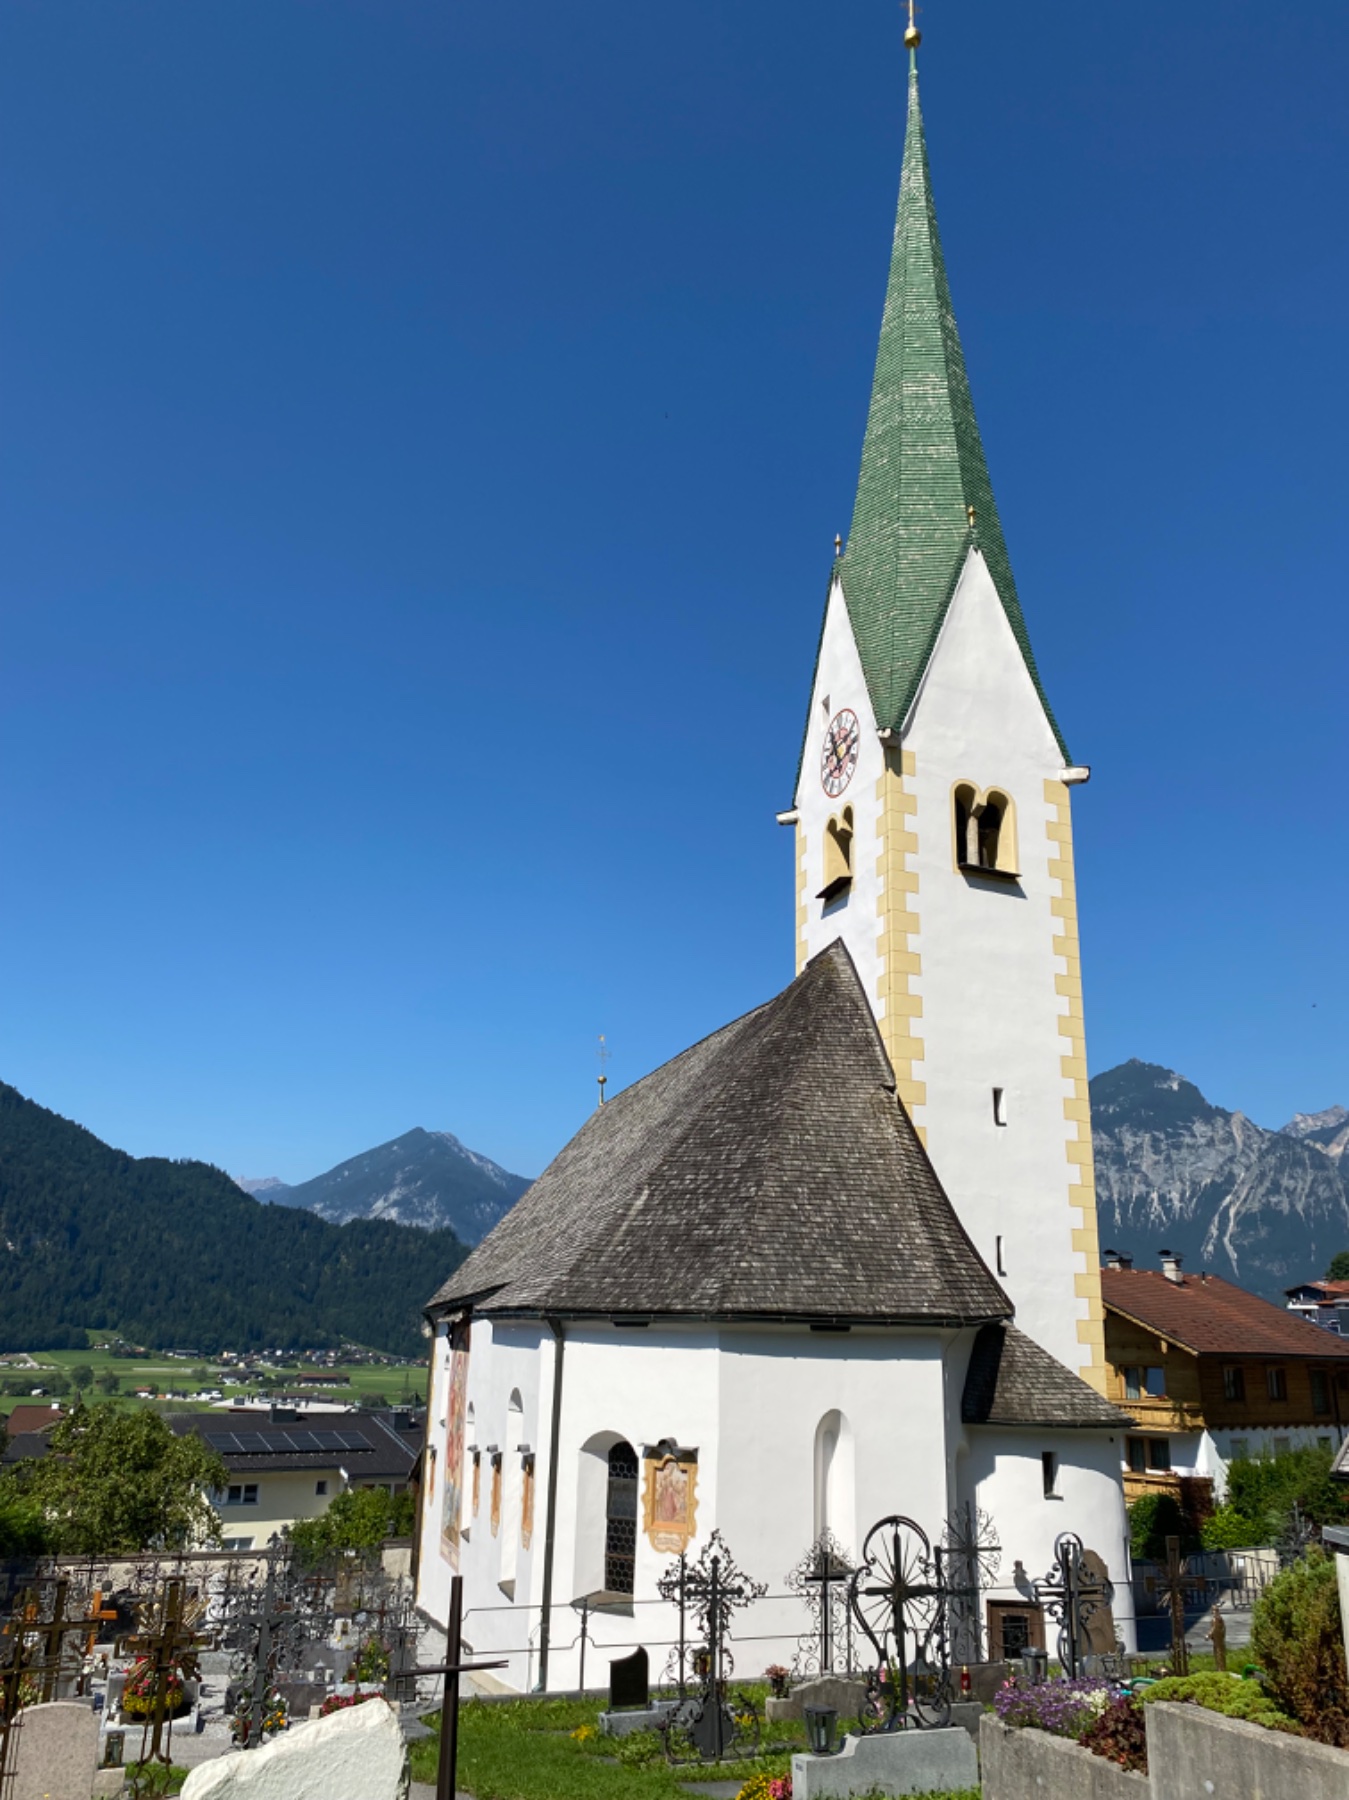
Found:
[428,941,1011,1326]
[961,1322,1130,1430]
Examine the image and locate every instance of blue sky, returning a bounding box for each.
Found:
[1,1,1345,1184]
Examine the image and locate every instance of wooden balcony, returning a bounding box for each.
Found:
[1114,1395,1206,1432]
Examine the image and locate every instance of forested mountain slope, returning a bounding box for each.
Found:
[0,1083,465,1356]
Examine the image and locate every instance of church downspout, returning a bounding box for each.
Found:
[535,1316,566,1691]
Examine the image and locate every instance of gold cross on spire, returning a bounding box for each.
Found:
[904,0,922,51]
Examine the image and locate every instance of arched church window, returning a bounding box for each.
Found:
[818,806,855,901]
[605,1440,639,1595]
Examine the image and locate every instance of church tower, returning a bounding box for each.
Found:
[788,40,1106,1389]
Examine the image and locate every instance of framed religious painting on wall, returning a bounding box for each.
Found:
[642,1443,699,1555]
[440,1320,471,1569]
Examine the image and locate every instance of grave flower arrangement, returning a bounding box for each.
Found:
[993,1675,1113,1741]
[318,1687,383,1718]
[121,1657,191,1719]
[764,1664,790,1698]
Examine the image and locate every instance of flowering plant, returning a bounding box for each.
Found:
[764,1664,790,1697]
[570,1723,597,1742]
[994,1676,1113,1740]
[318,1688,383,1718]
[121,1659,190,1720]
[734,1774,791,1800]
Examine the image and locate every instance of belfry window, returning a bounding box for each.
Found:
[952,783,1018,877]
[818,806,854,902]
[605,1441,639,1595]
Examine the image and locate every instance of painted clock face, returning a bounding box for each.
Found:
[820,709,860,798]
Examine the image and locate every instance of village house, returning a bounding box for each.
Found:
[1101,1252,1349,1518]
[1284,1277,1349,1335]
[166,1407,421,1550]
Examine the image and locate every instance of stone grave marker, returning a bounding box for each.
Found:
[609,1646,648,1711]
[1081,1548,1118,1656]
[10,1700,100,1800]
[180,1694,408,1799]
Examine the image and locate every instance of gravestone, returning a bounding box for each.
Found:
[9,1700,100,1800]
[180,1695,409,1799]
[1081,1548,1119,1656]
[609,1646,649,1711]
[767,1673,869,1723]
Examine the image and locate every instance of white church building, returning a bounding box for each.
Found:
[416,42,1134,1688]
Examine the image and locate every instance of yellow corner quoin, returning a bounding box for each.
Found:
[1045,777,1107,1390]
[876,745,927,1143]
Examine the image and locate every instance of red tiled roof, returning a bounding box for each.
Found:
[1101,1269,1349,1359]
[1286,1280,1349,1300]
[4,1403,65,1438]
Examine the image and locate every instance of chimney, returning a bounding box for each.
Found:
[1160,1249,1184,1284]
[1102,1249,1133,1271]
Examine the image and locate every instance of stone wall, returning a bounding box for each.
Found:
[1147,1701,1349,1800]
[982,1703,1349,1800]
[979,1715,1148,1800]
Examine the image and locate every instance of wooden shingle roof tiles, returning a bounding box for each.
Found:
[428,941,1011,1326]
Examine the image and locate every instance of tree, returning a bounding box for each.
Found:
[1251,1550,1349,1746]
[0,1487,48,1555]
[289,1487,416,1566]
[70,1364,94,1392]
[1128,1491,1194,1560]
[1326,1252,1349,1281]
[1226,1444,1346,1541]
[9,1402,227,1554]
[95,1372,120,1395]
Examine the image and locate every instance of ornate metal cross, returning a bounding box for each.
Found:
[788,1531,855,1676]
[120,1578,210,1768]
[1030,1532,1113,1679]
[849,1515,952,1732]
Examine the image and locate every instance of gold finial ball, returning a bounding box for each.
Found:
[904,23,922,48]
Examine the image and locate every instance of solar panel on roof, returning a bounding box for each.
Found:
[285,1431,323,1452]
[337,1432,372,1452]
[313,1431,347,1450]
[234,1432,272,1452]
[206,1433,242,1452]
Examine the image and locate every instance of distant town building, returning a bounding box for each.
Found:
[1284,1278,1349,1335]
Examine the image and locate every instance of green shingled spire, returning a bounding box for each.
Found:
[838,58,1067,756]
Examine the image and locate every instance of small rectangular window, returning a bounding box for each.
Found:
[993,1088,1007,1127]
[1042,1451,1059,1498]
[315,1480,329,1496]
[1124,1367,1142,1401]
[1228,1437,1249,1460]
[1126,1437,1147,1473]
[1267,1366,1288,1402]
[996,1235,1006,1277]
[242,1483,259,1506]
[1223,1366,1246,1403]
[226,1485,243,1506]
[1148,1439,1171,1472]
[1311,1369,1331,1415]
[1145,1367,1166,1398]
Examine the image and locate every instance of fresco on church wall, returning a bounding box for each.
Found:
[440,1320,471,1569]
[643,1449,699,1554]
[521,1457,535,1550]
[490,1457,502,1535]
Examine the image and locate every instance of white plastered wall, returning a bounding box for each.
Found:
[418,1317,1131,1688]
[968,1427,1136,1654]
[903,548,1089,1377]
[793,577,885,991]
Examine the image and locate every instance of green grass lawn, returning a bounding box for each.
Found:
[407,1694,980,1800]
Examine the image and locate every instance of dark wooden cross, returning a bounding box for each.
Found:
[120,1578,208,1768]
[11,1578,118,1703]
[1158,1536,1206,1678]
[413,1575,507,1800]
